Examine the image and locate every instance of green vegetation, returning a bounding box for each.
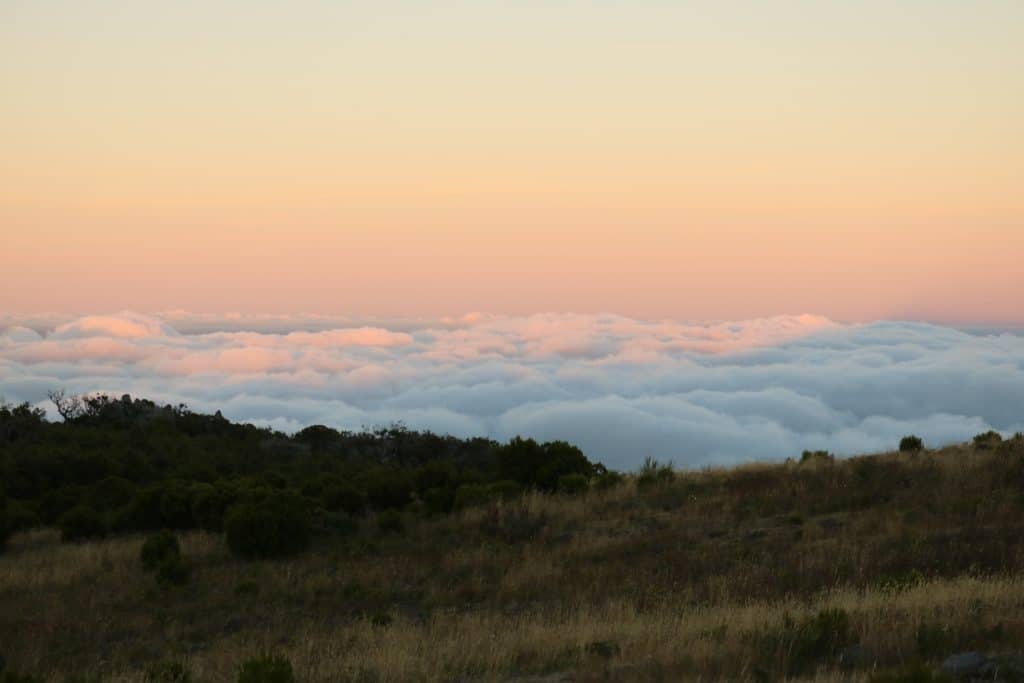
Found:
[899,434,924,452]
[1,396,1023,681]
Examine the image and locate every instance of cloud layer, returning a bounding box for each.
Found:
[2,312,1022,470]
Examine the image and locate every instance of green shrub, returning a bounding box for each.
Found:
[497,437,596,491]
[319,511,358,537]
[376,509,405,535]
[637,457,675,489]
[422,487,456,516]
[899,435,924,453]
[140,530,181,571]
[973,430,1003,449]
[156,556,189,587]
[224,494,311,559]
[800,450,834,465]
[487,480,522,501]
[88,476,136,512]
[557,473,589,495]
[413,461,457,494]
[190,483,234,531]
[359,468,413,511]
[454,484,490,510]
[39,486,85,525]
[144,661,190,683]
[158,482,195,530]
[57,505,106,542]
[322,483,366,517]
[237,654,294,683]
[112,485,166,532]
[594,471,625,490]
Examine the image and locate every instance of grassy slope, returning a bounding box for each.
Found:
[3,443,1024,682]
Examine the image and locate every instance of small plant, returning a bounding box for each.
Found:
[899,435,924,453]
[369,612,393,628]
[57,505,107,542]
[237,654,294,683]
[584,640,620,659]
[140,530,180,571]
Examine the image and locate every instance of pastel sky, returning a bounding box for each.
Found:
[2,1,1022,322]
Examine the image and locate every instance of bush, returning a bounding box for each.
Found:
[57,505,106,542]
[557,473,589,495]
[637,457,675,489]
[376,509,405,535]
[190,483,234,531]
[225,494,311,559]
[497,437,596,491]
[487,480,521,501]
[899,435,924,453]
[88,476,136,512]
[38,486,85,525]
[422,487,456,516]
[454,484,490,510]
[156,556,189,587]
[973,430,1003,449]
[800,450,834,465]
[237,654,294,683]
[140,530,181,571]
[112,485,166,532]
[359,468,413,511]
[322,483,366,517]
[594,471,625,490]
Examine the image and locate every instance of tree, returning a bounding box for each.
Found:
[47,389,83,422]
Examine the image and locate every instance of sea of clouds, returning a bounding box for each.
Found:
[1,311,1022,470]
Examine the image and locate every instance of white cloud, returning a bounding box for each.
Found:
[1,311,1022,469]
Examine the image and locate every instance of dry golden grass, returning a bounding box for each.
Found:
[3,444,1024,681]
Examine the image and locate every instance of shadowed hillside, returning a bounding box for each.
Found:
[2,397,1024,681]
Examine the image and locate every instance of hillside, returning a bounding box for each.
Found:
[2,397,1024,681]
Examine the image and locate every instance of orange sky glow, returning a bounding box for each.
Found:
[2,0,1022,323]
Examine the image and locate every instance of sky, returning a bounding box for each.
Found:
[2,0,1023,322]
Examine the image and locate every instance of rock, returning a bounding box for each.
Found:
[941,651,989,678]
